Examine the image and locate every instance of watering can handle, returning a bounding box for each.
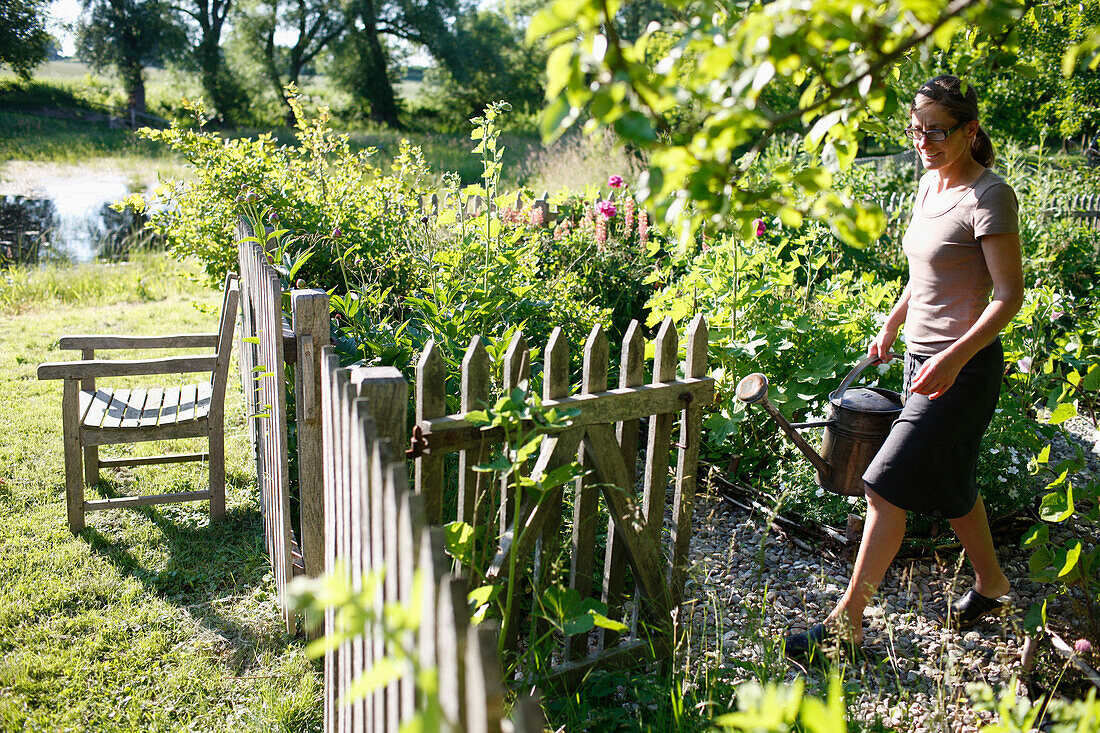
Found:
[832,352,903,402]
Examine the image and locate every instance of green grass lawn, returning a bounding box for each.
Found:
[0,258,321,732]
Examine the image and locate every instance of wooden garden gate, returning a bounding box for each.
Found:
[410,315,713,685]
[236,223,329,630]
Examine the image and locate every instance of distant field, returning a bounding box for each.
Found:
[3,58,114,82]
[0,59,192,103]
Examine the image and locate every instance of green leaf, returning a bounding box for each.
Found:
[1058,541,1083,578]
[467,584,499,608]
[443,521,476,566]
[464,409,490,425]
[1029,546,1054,575]
[562,614,595,636]
[590,612,629,633]
[1082,364,1100,391]
[1040,483,1075,523]
[1048,401,1077,425]
[1023,599,1047,634]
[539,463,583,492]
[514,435,545,464]
[342,657,404,702]
[475,454,513,473]
[1020,524,1049,549]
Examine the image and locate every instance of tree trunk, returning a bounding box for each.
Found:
[121,60,146,115]
[353,0,401,127]
[260,25,298,126]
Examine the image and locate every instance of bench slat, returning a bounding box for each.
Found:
[119,388,148,429]
[139,387,164,428]
[100,389,130,429]
[80,389,112,429]
[159,385,181,425]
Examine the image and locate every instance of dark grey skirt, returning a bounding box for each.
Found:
[862,339,1004,519]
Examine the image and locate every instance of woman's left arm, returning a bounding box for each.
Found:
[911,231,1025,398]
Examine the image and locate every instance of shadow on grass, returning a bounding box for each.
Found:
[78,471,290,673]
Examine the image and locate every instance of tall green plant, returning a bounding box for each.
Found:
[444,386,627,668]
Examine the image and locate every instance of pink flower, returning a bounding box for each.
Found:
[608,174,625,189]
[528,206,545,228]
[1076,639,1092,654]
[595,215,608,248]
[596,200,617,219]
[331,226,342,239]
[753,217,766,237]
[623,197,635,238]
[638,209,649,247]
[1017,356,1033,374]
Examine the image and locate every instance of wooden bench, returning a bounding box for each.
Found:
[37,274,240,533]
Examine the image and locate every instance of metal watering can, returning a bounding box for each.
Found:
[735,354,903,496]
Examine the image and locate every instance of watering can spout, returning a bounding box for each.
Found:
[735,372,832,480]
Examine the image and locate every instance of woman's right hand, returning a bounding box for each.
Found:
[867,327,898,364]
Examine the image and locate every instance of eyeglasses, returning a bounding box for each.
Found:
[904,122,964,141]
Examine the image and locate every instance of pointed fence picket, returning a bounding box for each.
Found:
[410,316,714,687]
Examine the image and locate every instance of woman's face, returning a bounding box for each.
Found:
[909,103,980,174]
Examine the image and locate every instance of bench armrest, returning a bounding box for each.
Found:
[38,355,218,380]
[59,334,219,351]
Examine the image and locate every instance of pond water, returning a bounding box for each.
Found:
[0,169,154,264]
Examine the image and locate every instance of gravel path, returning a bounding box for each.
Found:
[683,416,1100,731]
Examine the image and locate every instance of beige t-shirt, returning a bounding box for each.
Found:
[901,168,1019,355]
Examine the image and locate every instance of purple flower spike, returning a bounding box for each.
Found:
[753,217,766,237]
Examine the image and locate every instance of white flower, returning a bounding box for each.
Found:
[848,496,859,504]
[1017,357,1033,374]
[998,476,1008,482]
[989,447,1000,454]
[815,488,825,497]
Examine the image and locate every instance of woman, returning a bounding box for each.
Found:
[787,75,1025,655]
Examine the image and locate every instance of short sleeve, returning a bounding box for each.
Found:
[973,182,1019,239]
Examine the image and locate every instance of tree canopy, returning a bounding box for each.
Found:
[0,0,52,79]
[76,0,188,113]
[530,0,1100,249]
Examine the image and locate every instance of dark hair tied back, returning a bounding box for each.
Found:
[912,74,995,168]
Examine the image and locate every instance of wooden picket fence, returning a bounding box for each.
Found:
[320,352,542,733]
[876,192,1100,230]
[409,317,714,687]
[235,221,545,730]
[406,191,556,227]
[1060,193,1100,230]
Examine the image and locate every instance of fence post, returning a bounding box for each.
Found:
[292,289,331,579]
